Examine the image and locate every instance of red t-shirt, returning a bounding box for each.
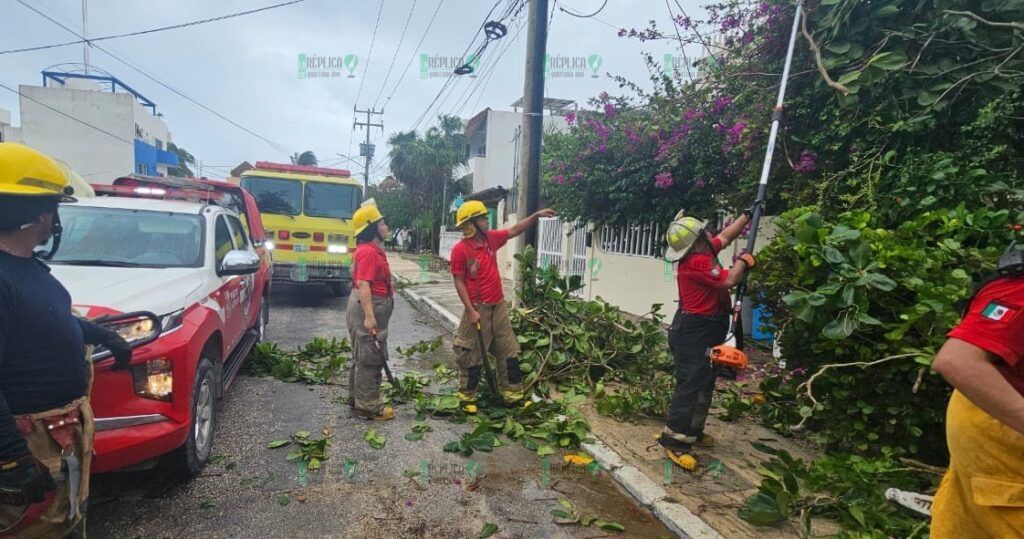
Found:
[947,276,1024,396]
[676,236,730,316]
[450,230,509,305]
[353,242,393,297]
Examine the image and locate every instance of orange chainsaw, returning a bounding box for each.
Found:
[708,344,748,370]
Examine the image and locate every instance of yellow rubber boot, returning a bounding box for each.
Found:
[457,391,478,414]
[665,449,697,471]
[501,389,526,406]
[373,406,395,421]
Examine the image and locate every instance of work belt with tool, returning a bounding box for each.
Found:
[0,396,93,538]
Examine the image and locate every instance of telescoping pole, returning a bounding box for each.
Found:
[730,0,804,350]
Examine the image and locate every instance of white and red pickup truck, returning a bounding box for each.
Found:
[48,186,271,476]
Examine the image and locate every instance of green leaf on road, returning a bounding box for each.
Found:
[267,439,291,449]
[479,522,499,538]
[277,494,291,506]
[364,428,387,450]
[293,430,311,439]
[200,500,217,509]
[403,469,420,478]
[405,431,425,442]
[594,519,626,532]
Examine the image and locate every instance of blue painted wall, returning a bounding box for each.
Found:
[134,139,179,175]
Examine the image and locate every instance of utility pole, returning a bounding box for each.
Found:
[513,0,549,295]
[82,0,90,74]
[353,106,384,189]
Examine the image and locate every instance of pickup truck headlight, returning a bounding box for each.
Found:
[327,244,348,254]
[131,359,173,401]
[109,317,160,346]
[159,309,185,334]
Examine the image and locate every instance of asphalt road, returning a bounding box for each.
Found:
[89,284,672,539]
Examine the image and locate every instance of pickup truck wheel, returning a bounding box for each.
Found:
[329,281,351,297]
[167,357,216,478]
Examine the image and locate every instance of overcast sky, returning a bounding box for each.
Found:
[0,0,705,182]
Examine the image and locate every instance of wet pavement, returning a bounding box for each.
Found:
[89,283,673,538]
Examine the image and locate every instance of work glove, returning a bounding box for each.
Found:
[81,320,133,370]
[738,252,757,269]
[0,454,56,506]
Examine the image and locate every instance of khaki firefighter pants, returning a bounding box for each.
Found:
[0,397,94,538]
[346,293,394,416]
[453,301,523,395]
[931,390,1024,537]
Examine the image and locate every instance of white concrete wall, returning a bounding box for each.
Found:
[19,85,135,183]
[581,217,780,320]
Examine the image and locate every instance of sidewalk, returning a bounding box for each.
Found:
[388,252,513,332]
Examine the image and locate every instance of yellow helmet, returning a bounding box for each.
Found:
[456,200,488,238]
[0,143,74,200]
[664,210,706,262]
[353,201,384,236]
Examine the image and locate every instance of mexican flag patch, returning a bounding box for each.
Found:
[982,301,1014,321]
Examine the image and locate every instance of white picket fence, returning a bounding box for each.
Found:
[599,221,663,258]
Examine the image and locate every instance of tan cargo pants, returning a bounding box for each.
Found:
[453,301,523,395]
[346,293,394,416]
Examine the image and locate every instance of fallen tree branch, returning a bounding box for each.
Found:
[800,12,850,95]
[791,353,926,431]
[942,10,1024,33]
[899,457,947,476]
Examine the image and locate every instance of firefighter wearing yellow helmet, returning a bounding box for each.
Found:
[346,200,396,420]
[659,207,757,471]
[0,143,132,537]
[449,200,556,413]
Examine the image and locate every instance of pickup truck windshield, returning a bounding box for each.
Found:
[304,182,362,220]
[49,206,204,268]
[242,177,301,216]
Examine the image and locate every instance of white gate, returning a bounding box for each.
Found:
[567,224,588,298]
[537,217,563,271]
[536,218,589,298]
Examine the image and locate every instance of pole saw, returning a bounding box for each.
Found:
[710,0,805,371]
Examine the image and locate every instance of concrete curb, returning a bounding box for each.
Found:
[398,285,723,539]
[398,286,459,333]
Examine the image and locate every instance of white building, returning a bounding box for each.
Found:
[1,70,178,184]
[460,98,573,196]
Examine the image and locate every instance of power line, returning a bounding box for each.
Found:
[381,0,445,109]
[15,0,294,157]
[354,0,386,107]
[408,0,509,132]
[452,15,526,118]
[558,0,608,18]
[467,17,527,115]
[0,0,305,55]
[371,0,419,110]
[0,82,135,145]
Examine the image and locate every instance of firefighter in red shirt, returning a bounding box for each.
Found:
[346,202,395,421]
[450,201,556,413]
[931,245,1024,537]
[658,209,755,469]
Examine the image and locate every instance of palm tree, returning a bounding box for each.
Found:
[291,150,318,166]
[386,115,467,250]
[167,142,196,177]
